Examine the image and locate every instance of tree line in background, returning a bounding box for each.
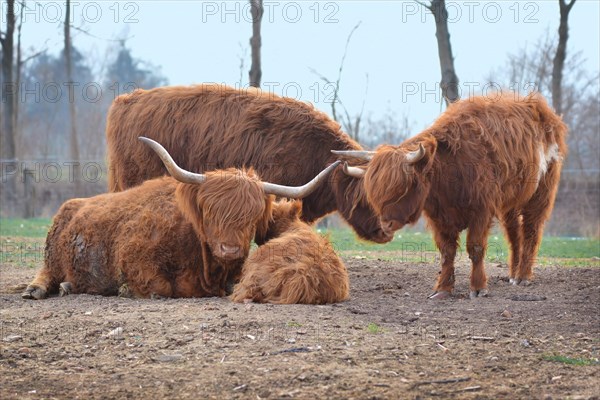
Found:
[1,0,598,235]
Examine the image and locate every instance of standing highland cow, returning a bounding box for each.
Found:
[22,138,339,300]
[105,84,392,243]
[231,200,349,304]
[334,93,567,299]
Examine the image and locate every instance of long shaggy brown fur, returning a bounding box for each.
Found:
[231,200,349,304]
[105,84,391,243]
[23,170,273,300]
[359,93,567,296]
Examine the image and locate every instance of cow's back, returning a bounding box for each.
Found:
[106,84,361,221]
[426,93,567,215]
[45,178,202,295]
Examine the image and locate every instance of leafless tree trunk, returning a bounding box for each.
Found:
[423,0,459,104]
[14,0,24,145]
[0,0,16,197]
[248,0,263,87]
[64,0,81,195]
[1,0,16,160]
[552,0,576,115]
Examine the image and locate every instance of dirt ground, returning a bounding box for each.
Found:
[1,253,599,399]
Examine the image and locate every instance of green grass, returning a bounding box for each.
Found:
[542,354,599,366]
[366,323,384,334]
[0,218,53,238]
[323,228,600,261]
[1,218,598,262]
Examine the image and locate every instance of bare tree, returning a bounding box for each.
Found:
[552,0,576,115]
[419,0,459,104]
[0,0,16,165]
[65,0,81,195]
[248,0,263,87]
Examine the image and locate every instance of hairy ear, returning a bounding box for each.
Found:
[175,183,206,239]
[254,194,275,246]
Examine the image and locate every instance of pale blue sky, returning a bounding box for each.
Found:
[12,0,600,137]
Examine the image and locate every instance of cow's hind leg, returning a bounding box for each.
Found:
[59,282,73,296]
[22,267,60,300]
[515,163,561,285]
[467,215,493,299]
[429,225,460,300]
[501,209,523,284]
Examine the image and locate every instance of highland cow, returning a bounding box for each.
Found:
[105,84,392,243]
[231,200,349,304]
[334,93,567,299]
[22,138,339,300]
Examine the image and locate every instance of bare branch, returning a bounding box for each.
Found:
[563,0,577,12]
[331,21,362,121]
[71,23,133,42]
[415,0,432,11]
[308,67,333,85]
[22,48,47,64]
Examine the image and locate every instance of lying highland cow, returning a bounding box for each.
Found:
[105,84,392,243]
[334,93,567,299]
[22,138,339,300]
[231,200,349,304]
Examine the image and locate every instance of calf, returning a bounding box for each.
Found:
[231,200,349,304]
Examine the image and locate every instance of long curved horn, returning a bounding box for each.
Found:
[261,160,341,199]
[331,149,375,161]
[342,162,365,178]
[405,143,426,164]
[138,137,207,184]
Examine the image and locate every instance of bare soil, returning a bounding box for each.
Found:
[1,252,599,399]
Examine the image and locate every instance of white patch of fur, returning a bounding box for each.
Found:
[537,143,562,184]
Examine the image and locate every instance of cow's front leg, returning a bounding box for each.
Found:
[467,216,493,299]
[429,227,459,299]
[22,267,58,300]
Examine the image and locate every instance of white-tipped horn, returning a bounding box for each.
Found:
[342,162,365,178]
[139,137,207,184]
[261,161,341,199]
[405,143,426,164]
[331,149,375,161]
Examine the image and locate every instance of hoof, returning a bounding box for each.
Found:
[21,285,46,300]
[511,278,531,286]
[59,282,73,297]
[428,291,451,300]
[470,289,489,299]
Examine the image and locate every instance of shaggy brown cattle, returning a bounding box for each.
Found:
[231,200,349,304]
[334,93,567,299]
[22,138,338,300]
[105,84,392,243]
